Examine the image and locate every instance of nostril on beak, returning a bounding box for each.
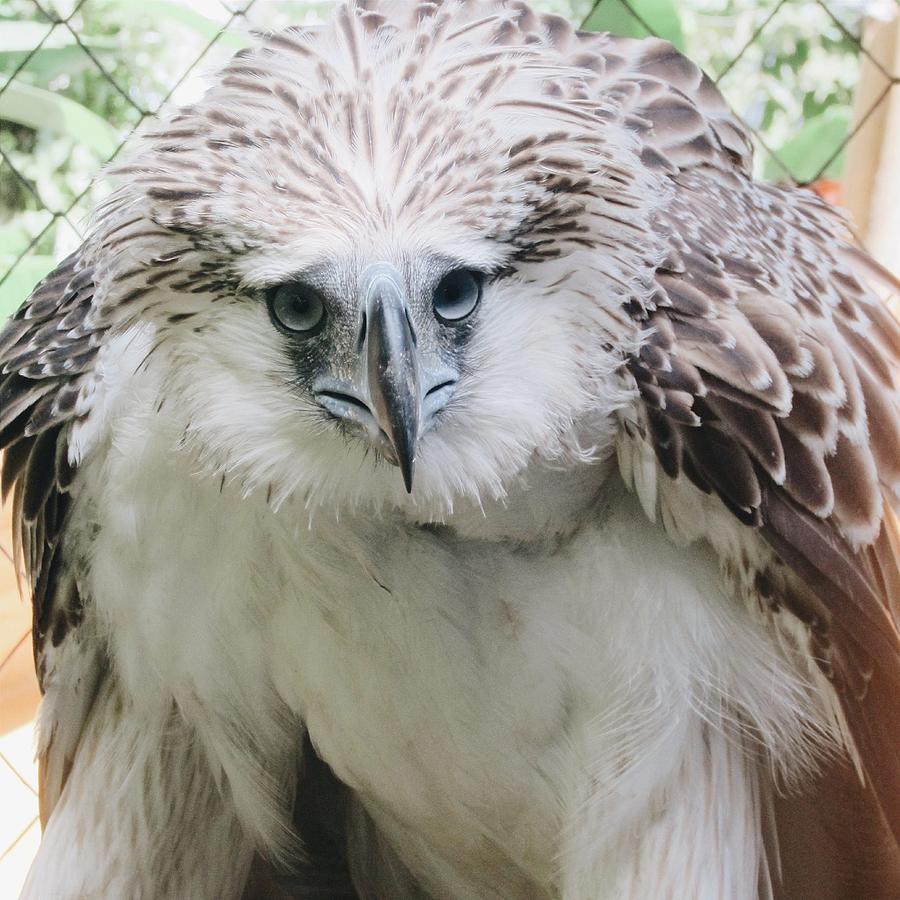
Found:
[312,379,375,426]
[425,378,456,399]
[421,375,458,428]
[316,389,371,416]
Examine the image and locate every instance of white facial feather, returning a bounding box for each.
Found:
[68,1,667,522]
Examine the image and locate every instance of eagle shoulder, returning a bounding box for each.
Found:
[0,251,106,822]
[613,42,900,869]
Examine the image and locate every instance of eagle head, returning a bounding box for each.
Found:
[87,2,661,517]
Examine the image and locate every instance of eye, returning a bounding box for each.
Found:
[267,282,327,335]
[432,269,483,324]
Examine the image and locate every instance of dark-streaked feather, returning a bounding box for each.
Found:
[610,25,900,887]
[0,251,104,824]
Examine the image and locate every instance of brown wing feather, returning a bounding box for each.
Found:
[0,251,105,821]
[599,30,900,882]
[516,14,900,881]
[569,33,755,178]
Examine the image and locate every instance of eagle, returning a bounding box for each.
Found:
[5,1,899,897]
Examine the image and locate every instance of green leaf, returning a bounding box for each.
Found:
[0,220,38,258]
[764,107,849,183]
[583,0,684,51]
[111,1,249,49]
[761,98,779,131]
[790,38,810,73]
[0,21,59,52]
[0,255,56,320]
[0,22,119,80]
[0,80,120,158]
[0,45,106,81]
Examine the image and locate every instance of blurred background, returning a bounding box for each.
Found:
[1,0,898,895]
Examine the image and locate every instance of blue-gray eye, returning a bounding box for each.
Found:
[267,282,326,335]
[433,269,483,323]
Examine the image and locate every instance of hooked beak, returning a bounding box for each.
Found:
[313,263,459,493]
[361,264,420,492]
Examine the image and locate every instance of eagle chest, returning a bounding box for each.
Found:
[261,491,760,893]
[81,439,822,897]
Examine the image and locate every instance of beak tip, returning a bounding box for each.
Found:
[401,460,414,494]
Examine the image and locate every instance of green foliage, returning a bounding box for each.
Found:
[0,255,55,318]
[117,1,249,49]
[677,0,859,182]
[581,0,862,184]
[762,106,849,183]
[0,80,119,156]
[583,0,685,50]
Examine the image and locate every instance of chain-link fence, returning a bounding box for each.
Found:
[0,0,899,892]
[589,0,899,183]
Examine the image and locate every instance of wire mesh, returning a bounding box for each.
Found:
[0,0,262,303]
[0,0,898,886]
[582,0,900,185]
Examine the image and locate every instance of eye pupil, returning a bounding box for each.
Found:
[433,269,483,323]
[268,282,326,335]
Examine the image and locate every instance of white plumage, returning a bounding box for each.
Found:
[3,2,899,898]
